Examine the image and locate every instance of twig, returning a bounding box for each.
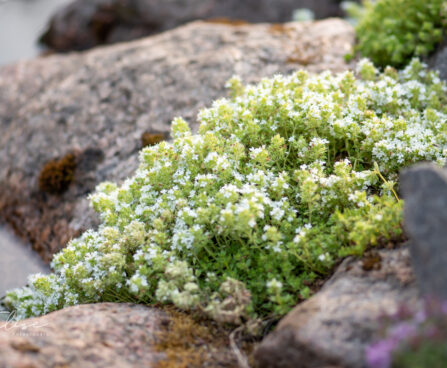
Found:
[229,325,250,368]
[374,161,400,201]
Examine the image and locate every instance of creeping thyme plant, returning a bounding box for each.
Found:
[6,59,447,323]
[354,0,447,67]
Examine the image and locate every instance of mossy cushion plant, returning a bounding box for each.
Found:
[354,0,447,68]
[6,59,447,324]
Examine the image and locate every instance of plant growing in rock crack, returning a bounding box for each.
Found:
[352,0,446,68]
[5,59,447,325]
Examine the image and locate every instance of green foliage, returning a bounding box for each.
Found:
[6,59,447,323]
[341,1,367,26]
[393,342,447,368]
[355,0,447,67]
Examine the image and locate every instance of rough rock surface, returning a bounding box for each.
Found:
[401,163,447,300]
[0,303,244,368]
[39,0,350,52]
[0,19,354,262]
[0,303,167,368]
[255,247,419,368]
[428,40,447,80]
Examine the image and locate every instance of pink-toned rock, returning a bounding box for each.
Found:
[0,303,167,368]
[255,247,420,368]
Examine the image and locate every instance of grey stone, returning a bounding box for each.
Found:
[0,19,355,262]
[428,40,447,80]
[0,228,49,296]
[255,247,419,368]
[0,304,10,322]
[39,0,351,52]
[401,163,447,300]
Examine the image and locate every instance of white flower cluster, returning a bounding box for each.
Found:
[5,59,447,321]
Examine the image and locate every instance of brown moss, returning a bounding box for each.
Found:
[362,251,382,271]
[268,23,291,34]
[155,307,254,368]
[205,18,250,26]
[141,132,165,148]
[286,55,314,66]
[38,153,76,194]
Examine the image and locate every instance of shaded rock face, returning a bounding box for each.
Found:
[0,19,354,262]
[0,303,167,368]
[428,43,447,81]
[39,0,349,52]
[401,163,447,301]
[255,247,419,368]
[0,228,48,296]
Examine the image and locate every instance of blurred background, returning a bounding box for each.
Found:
[0,0,69,65]
[0,0,355,66]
